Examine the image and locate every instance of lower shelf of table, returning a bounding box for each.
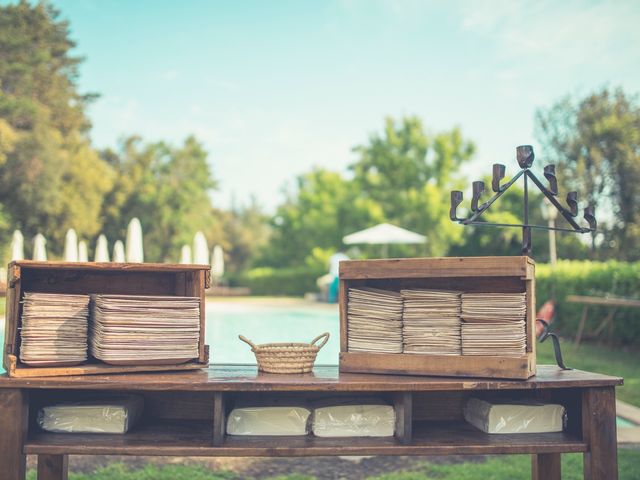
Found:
[24,420,587,457]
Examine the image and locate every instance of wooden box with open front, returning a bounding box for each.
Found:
[339,256,536,379]
[3,260,211,378]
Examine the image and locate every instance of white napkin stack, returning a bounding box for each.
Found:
[347,288,403,354]
[401,289,462,355]
[461,292,527,356]
[20,292,90,366]
[89,294,200,365]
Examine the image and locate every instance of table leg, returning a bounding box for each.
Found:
[37,455,69,480]
[0,389,28,480]
[582,387,618,480]
[213,392,226,447]
[531,453,561,480]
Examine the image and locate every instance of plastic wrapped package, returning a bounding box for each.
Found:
[463,398,566,434]
[312,398,395,437]
[226,406,311,436]
[37,395,144,434]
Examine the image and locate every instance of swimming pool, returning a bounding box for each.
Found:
[0,300,341,371]
[0,301,636,431]
[205,300,340,364]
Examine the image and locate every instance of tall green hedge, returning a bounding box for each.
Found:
[536,261,640,345]
[236,266,325,296]
[234,260,639,345]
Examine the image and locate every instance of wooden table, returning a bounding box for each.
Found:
[0,365,622,480]
[568,295,640,347]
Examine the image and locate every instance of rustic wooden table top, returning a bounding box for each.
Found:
[0,364,622,391]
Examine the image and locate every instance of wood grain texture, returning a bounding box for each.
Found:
[582,387,618,480]
[197,271,207,363]
[0,365,622,391]
[5,355,207,378]
[339,279,348,352]
[413,392,465,421]
[10,260,210,272]
[394,392,412,445]
[338,256,536,379]
[340,352,535,380]
[37,454,68,480]
[142,391,215,420]
[24,420,585,457]
[212,392,226,446]
[4,262,210,378]
[2,265,20,373]
[0,389,28,480]
[339,256,534,280]
[531,452,561,480]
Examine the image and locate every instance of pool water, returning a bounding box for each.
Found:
[0,303,635,429]
[0,302,341,371]
[205,302,340,364]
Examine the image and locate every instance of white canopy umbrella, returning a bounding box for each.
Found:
[343,223,426,257]
[343,223,426,245]
[329,252,349,277]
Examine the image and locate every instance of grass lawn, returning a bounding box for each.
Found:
[25,450,640,479]
[537,337,640,406]
[373,451,640,480]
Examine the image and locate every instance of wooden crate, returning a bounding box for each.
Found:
[339,256,536,380]
[3,260,211,378]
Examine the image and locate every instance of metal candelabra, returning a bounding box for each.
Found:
[449,145,597,257]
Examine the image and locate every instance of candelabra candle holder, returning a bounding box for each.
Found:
[449,145,597,257]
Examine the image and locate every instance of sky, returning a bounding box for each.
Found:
[52,0,640,211]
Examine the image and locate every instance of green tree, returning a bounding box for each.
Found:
[101,136,217,262]
[536,87,640,260]
[350,116,475,256]
[258,168,385,267]
[207,198,271,274]
[0,1,112,255]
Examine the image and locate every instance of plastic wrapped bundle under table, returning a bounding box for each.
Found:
[463,398,566,434]
[37,395,144,434]
[312,398,395,437]
[226,405,312,436]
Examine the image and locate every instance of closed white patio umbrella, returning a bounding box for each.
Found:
[211,245,224,280]
[32,234,47,261]
[10,230,24,261]
[94,234,110,262]
[64,229,79,262]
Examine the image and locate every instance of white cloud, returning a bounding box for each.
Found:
[457,0,640,69]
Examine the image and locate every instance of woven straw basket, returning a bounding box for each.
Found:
[239,333,330,374]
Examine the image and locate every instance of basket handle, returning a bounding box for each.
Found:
[310,332,330,350]
[238,335,257,350]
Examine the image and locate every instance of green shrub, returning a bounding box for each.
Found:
[234,260,640,344]
[237,266,325,296]
[536,261,640,345]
